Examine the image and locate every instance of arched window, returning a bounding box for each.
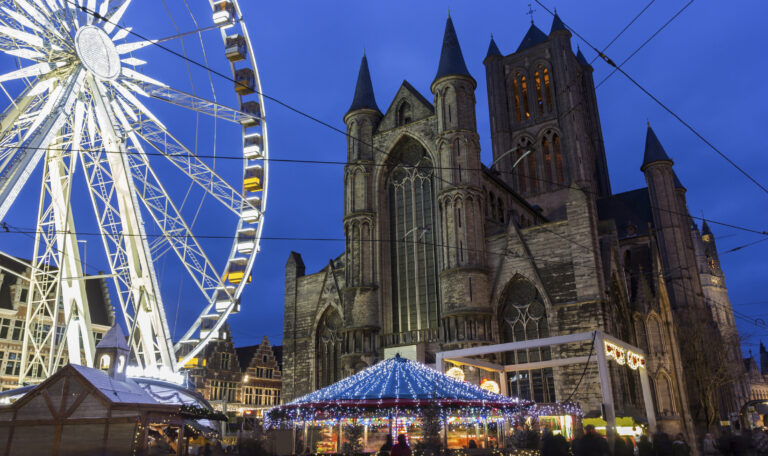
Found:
[647,315,664,355]
[541,136,552,189]
[489,192,497,220]
[99,354,111,370]
[348,121,359,160]
[397,100,412,126]
[511,72,530,122]
[543,67,553,112]
[497,196,504,223]
[500,277,555,402]
[656,373,675,416]
[553,133,564,184]
[534,68,544,115]
[516,137,533,194]
[527,148,538,193]
[316,309,343,388]
[388,137,440,333]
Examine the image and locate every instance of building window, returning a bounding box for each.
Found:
[500,277,555,403]
[244,387,254,405]
[221,352,231,370]
[397,100,412,126]
[541,136,552,188]
[516,137,533,194]
[656,373,676,416]
[316,309,343,389]
[534,68,543,114]
[4,352,20,376]
[647,315,665,355]
[262,355,268,363]
[388,136,440,333]
[99,354,111,370]
[553,134,564,184]
[511,72,530,122]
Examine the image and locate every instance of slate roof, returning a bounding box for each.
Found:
[550,13,568,34]
[641,125,672,170]
[347,54,379,113]
[597,188,654,240]
[517,24,548,52]
[702,220,712,236]
[96,324,128,351]
[485,36,502,60]
[434,16,472,82]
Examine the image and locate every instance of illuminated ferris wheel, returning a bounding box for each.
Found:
[0,0,268,383]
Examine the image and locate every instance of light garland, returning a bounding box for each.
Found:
[605,341,646,370]
[264,355,531,428]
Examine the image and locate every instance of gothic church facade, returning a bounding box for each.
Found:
[282,15,744,434]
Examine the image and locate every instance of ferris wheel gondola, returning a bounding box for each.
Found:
[0,0,268,383]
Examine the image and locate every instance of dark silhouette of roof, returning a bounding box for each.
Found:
[434,16,472,82]
[485,36,502,60]
[347,54,380,114]
[702,220,712,236]
[235,340,283,372]
[517,24,548,52]
[597,188,654,240]
[641,125,672,170]
[550,13,568,34]
[576,48,589,66]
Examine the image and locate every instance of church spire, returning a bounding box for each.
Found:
[434,16,472,83]
[485,35,502,61]
[347,54,380,114]
[550,12,568,34]
[641,124,673,171]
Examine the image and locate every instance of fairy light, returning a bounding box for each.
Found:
[605,341,645,370]
[264,355,531,428]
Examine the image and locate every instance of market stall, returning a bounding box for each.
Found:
[266,355,531,453]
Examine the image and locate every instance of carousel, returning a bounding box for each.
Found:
[267,355,542,453]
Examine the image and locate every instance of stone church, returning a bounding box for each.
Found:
[282,15,745,434]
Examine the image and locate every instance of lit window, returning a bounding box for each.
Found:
[100,354,111,370]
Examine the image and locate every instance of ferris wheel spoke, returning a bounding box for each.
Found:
[0,61,66,83]
[127,80,259,125]
[111,97,257,218]
[0,24,44,48]
[110,105,232,305]
[0,67,84,222]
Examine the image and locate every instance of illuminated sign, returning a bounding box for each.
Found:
[480,379,500,394]
[605,341,646,370]
[446,367,465,382]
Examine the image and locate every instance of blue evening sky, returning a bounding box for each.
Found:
[0,0,766,356]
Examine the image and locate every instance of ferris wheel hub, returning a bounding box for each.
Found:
[75,26,121,81]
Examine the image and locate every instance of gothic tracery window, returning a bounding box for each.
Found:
[388,137,440,333]
[501,277,556,402]
[516,137,534,194]
[397,100,413,126]
[316,309,343,388]
[511,72,530,122]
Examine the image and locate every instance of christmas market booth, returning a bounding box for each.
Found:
[266,354,534,454]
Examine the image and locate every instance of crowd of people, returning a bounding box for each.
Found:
[504,423,768,456]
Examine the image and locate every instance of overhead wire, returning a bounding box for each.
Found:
[533,0,768,197]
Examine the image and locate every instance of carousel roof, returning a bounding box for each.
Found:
[283,354,523,408]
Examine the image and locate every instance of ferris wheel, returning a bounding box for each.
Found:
[0,0,268,383]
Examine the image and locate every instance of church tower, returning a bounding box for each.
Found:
[431,17,493,346]
[484,13,610,220]
[94,324,130,382]
[341,55,382,369]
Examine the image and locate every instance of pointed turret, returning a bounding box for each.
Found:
[550,12,568,34]
[576,47,589,66]
[641,125,672,171]
[701,220,712,237]
[517,24,548,52]
[434,16,472,83]
[94,324,130,381]
[485,36,502,61]
[347,54,379,114]
[673,171,685,190]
